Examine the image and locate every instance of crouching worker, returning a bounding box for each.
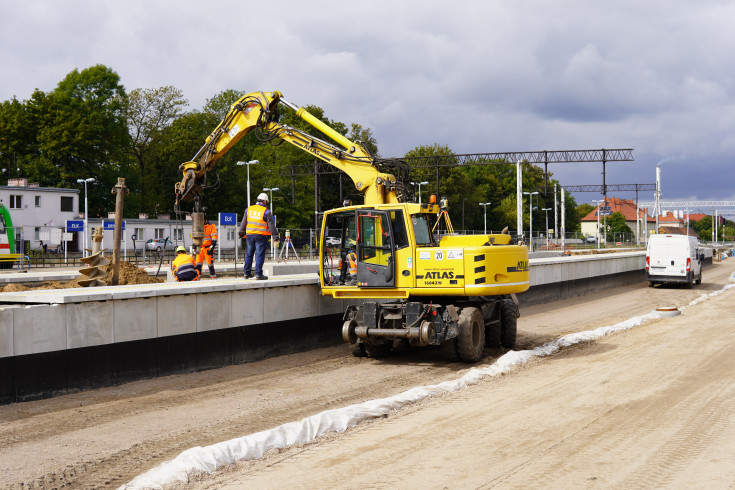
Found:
[172,246,200,282]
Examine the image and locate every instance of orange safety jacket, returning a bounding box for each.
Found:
[245,204,271,236]
[171,253,200,281]
[202,222,218,247]
[340,252,357,276]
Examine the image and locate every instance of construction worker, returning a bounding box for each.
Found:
[171,246,200,282]
[239,192,278,280]
[196,219,218,278]
[339,248,358,284]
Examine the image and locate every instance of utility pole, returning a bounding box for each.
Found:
[110,178,129,285]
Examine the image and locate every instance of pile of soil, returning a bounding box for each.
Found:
[0,260,163,292]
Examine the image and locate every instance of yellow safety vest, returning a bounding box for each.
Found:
[245,204,270,236]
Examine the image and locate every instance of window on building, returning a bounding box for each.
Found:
[133,228,144,241]
[155,228,165,239]
[173,228,183,241]
[9,195,22,209]
[35,196,41,207]
[60,196,74,212]
[35,227,40,240]
[227,229,235,240]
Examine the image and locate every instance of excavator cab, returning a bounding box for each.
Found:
[321,207,401,289]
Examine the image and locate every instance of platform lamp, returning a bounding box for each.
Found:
[236,160,259,207]
[592,199,604,249]
[542,207,552,249]
[479,202,492,234]
[523,191,538,252]
[76,177,95,257]
[412,181,429,204]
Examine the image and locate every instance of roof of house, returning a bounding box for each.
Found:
[580,197,654,222]
[658,226,699,238]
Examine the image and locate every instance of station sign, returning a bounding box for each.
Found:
[598,206,612,217]
[103,220,126,231]
[66,220,84,232]
[219,212,238,226]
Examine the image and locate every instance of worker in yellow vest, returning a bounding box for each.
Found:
[171,246,200,282]
[239,193,278,280]
[196,219,218,278]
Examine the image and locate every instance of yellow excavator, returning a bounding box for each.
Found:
[175,90,529,362]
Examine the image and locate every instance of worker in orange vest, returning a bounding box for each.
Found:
[171,246,200,282]
[339,248,358,284]
[196,219,218,278]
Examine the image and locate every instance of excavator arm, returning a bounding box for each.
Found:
[175,90,401,209]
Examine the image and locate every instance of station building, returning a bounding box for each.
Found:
[0,178,241,253]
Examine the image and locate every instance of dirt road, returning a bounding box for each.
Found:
[1,261,734,489]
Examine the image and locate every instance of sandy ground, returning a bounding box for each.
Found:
[1,261,734,489]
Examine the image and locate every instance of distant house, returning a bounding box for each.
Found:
[658,225,699,238]
[580,197,654,240]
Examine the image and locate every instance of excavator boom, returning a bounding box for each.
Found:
[175,91,400,210]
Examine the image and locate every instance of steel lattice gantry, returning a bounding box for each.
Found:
[284,148,635,199]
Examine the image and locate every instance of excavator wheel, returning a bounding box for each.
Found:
[499,298,518,349]
[364,340,393,359]
[456,307,485,362]
[349,342,367,358]
[343,319,366,357]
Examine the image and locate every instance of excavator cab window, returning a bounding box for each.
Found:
[389,210,409,250]
[411,213,435,247]
[356,210,395,288]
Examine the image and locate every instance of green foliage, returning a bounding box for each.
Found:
[605,212,633,234]
[203,90,245,119]
[0,67,585,235]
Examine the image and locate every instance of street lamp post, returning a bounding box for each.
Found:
[236,160,259,207]
[592,200,603,249]
[542,207,552,249]
[479,202,492,234]
[76,177,95,256]
[412,181,429,204]
[263,187,279,259]
[523,191,538,252]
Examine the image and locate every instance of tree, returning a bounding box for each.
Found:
[203,89,245,119]
[606,212,633,235]
[123,86,188,200]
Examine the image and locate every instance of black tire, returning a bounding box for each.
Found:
[364,341,392,359]
[695,272,702,285]
[156,246,161,252]
[485,315,502,348]
[648,281,655,288]
[499,299,518,349]
[457,307,485,362]
[349,342,367,357]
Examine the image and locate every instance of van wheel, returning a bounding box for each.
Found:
[648,281,655,287]
[695,273,702,285]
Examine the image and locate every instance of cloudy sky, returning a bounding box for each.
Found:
[2,0,734,210]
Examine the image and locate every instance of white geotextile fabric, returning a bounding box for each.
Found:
[121,283,735,490]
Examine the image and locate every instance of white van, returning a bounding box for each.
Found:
[646,234,703,287]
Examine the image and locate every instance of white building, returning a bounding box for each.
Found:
[1,178,242,254]
[0,178,79,252]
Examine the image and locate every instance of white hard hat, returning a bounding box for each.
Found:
[257,192,269,202]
